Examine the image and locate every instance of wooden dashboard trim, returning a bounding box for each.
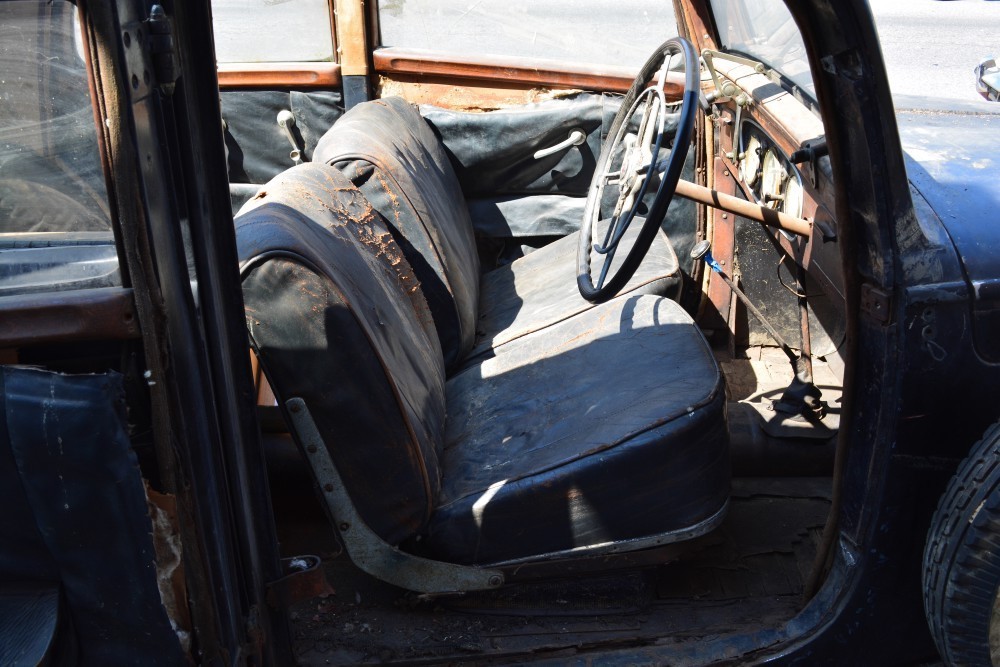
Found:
[217,62,341,89]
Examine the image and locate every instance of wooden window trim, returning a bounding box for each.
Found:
[217,62,341,89]
[374,47,649,94]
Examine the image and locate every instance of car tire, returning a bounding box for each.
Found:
[924,420,1000,666]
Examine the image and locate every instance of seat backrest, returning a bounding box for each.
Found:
[313,97,479,369]
[236,163,445,545]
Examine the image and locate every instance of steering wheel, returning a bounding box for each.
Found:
[577,37,699,303]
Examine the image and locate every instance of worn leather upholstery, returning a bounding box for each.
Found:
[419,94,620,198]
[472,220,680,359]
[432,295,728,564]
[235,163,730,565]
[313,97,480,368]
[237,164,445,544]
[314,97,682,366]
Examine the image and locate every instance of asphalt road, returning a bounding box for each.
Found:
[869,0,1000,102]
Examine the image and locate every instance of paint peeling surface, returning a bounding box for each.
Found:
[896,98,1000,288]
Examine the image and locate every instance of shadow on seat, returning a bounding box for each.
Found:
[235,163,730,592]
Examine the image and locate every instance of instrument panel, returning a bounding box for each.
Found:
[737,121,805,220]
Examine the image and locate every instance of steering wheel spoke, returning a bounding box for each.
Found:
[577,37,699,303]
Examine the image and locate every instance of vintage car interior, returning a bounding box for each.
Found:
[222,3,846,662]
[3,0,911,663]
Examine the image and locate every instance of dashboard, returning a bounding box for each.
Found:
[699,59,846,356]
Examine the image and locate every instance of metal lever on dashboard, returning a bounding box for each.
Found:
[277,110,307,165]
[533,128,587,160]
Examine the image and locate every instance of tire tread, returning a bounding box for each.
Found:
[924,421,1000,665]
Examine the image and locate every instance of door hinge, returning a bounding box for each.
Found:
[861,283,891,324]
[122,5,179,98]
[146,5,179,95]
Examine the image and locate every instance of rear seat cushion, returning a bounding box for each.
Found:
[236,163,445,544]
[424,295,730,565]
[314,97,480,368]
[471,221,681,360]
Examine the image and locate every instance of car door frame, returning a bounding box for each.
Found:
[84,0,294,662]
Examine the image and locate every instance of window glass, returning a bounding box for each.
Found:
[0,1,118,295]
[212,0,335,63]
[707,0,814,98]
[378,0,677,69]
[0,1,110,234]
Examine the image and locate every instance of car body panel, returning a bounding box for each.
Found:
[896,98,1000,291]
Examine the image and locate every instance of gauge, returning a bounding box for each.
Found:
[739,134,762,187]
[783,173,804,218]
[760,149,788,207]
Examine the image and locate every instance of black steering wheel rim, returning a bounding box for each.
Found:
[577,37,699,303]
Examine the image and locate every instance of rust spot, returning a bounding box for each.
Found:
[253,190,268,200]
[145,482,193,656]
[364,170,403,228]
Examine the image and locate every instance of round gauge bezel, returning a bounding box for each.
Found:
[782,170,805,218]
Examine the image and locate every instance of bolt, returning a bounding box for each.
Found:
[488,575,502,587]
[722,214,728,220]
[307,444,318,453]
[323,483,334,492]
[339,522,350,532]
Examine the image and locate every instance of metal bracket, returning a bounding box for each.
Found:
[702,49,771,105]
[285,398,504,594]
[861,284,891,324]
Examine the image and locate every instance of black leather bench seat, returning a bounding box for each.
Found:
[430,294,728,565]
[313,97,682,369]
[239,117,729,571]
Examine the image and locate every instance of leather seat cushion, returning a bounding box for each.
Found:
[471,222,681,360]
[314,97,480,368]
[423,295,730,565]
[236,164,446,544]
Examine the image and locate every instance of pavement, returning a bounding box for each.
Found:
[868,0,1000,102]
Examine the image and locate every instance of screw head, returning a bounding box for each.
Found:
[323,483,334,492]
[488,575,503,587]
[306,444,318,453]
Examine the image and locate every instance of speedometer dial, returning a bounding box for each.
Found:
[760,149,788,207]
[740,134,762,187]
[783,174,804,218]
